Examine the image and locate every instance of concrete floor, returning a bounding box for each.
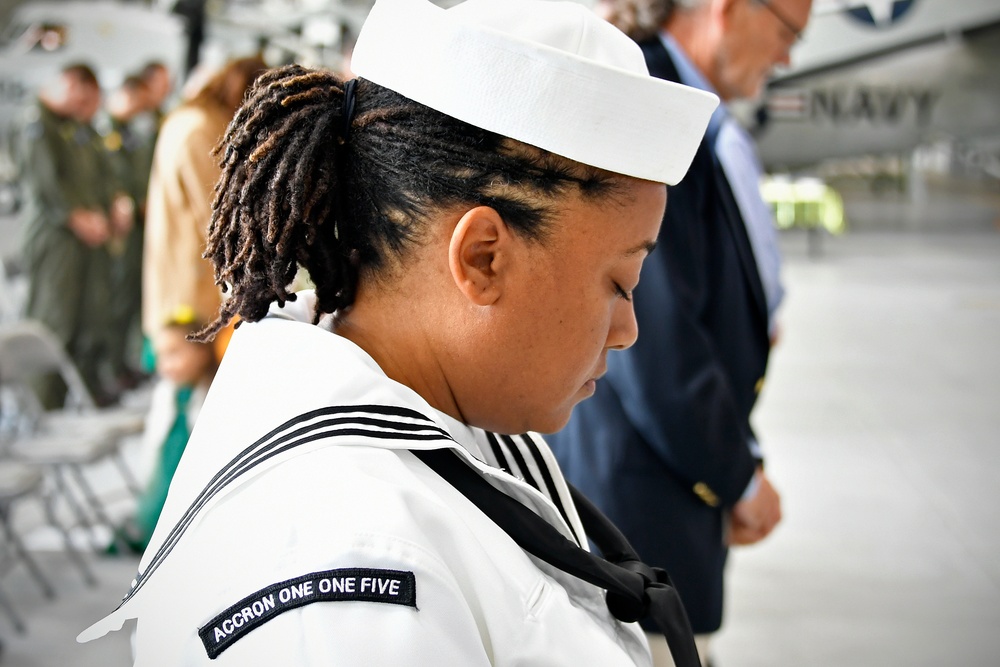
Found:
[1,228,998,666]
[714,229,1000,666]
[0,550,137,666]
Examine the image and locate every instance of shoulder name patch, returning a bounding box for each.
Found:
[198,567,417,659]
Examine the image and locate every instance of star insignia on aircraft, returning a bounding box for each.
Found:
[815,0,917,27]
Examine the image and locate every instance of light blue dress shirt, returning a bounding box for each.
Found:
[659,32,785,336]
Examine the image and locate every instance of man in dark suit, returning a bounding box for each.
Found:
[547,0,811,663]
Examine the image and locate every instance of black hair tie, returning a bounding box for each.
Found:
[340,78,358,141]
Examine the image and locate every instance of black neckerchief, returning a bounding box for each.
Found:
[414,447,700,667]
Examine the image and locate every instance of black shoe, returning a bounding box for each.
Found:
[116,368,151,391]
[93,388,121,408]
[105,519,147,556]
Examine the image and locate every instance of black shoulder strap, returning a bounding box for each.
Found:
[413,447,700,667]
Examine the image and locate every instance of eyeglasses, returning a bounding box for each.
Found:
[755,0,806,42]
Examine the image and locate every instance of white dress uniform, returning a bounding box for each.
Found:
[80,292,652,666]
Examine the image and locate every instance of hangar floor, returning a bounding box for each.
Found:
[716,228,1000,666]
[1,228,998,666]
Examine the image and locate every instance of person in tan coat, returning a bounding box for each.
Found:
[142,56,267,359]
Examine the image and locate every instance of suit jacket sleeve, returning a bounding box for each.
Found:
[605,144,758,509]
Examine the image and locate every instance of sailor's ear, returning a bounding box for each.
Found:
[448,206,511,306]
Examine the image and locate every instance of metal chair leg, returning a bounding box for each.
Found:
[50,467,99,547]
[66,464,115,529]
[0,584,26,634]
[112,450,142,497]
[0,506,54,600]
[65,464,132,553]
[41,485,96,587]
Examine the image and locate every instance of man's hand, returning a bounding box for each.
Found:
[110,194,135,237]
[728,468,781,546]
[68,209,111,247]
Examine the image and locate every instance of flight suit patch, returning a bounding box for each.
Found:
[198,567,416,659]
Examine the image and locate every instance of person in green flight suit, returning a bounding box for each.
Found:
[101,74,155,387]
[140,61,173,130]
[18,63,119,407]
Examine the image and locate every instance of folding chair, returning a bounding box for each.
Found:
[0,320,146,549]
[0,459,96,633]
[0,257,27,325]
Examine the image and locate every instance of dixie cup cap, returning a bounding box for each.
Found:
[351,0,719,185]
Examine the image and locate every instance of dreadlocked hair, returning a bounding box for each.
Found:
[195,63,618,340]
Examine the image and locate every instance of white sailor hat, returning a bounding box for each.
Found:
[350,0,718,185]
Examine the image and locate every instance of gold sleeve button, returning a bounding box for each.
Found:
[693,482,720,507]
